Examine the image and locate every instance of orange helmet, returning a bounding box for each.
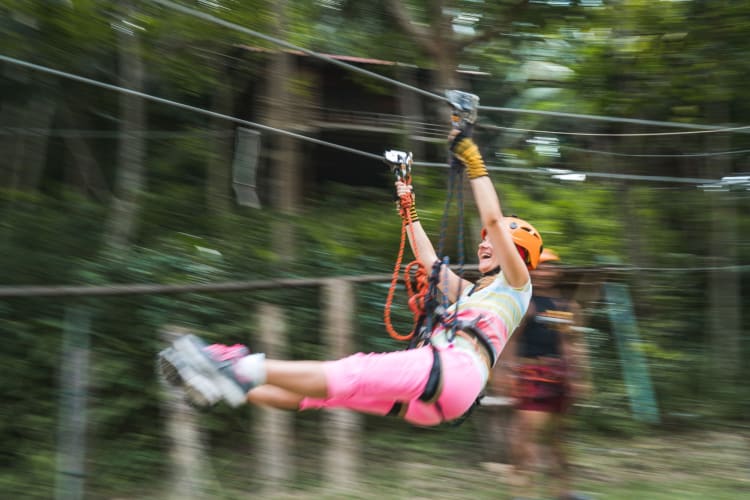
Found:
[481,216,544,270]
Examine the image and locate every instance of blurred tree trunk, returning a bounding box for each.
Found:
[704,102,740,405]
[256,304,292,495]
[266,32,302,223]
[384,0,464,128]
[56,14,148,499]
[384,0,528,118]
[385,0,462,94]
[264,22,302,261]
[105,26,146,252]
[322,279,361,491]
[253,0,297,493]
[160,327,210,500]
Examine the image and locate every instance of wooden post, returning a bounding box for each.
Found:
[256,303,293,494]
[159,326,209,500]
[322,279,361,490]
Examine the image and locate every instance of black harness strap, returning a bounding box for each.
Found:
[418,344,443,403]
[387,343,443,416]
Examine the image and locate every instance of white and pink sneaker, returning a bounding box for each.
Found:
[158,334,264,408]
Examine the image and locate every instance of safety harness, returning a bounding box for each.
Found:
[382,91,491,426]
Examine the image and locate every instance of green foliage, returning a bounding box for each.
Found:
[1,0,749,497]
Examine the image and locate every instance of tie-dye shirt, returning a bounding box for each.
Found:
[432,272,532,366]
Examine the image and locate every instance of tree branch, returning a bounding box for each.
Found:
[457,0,530,51]
[385,0,435,55]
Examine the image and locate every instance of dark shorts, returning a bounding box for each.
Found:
[514,362,570,413]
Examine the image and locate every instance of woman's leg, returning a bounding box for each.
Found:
[243,347,435,412]
[548,413,573,498]
[300,394,399,417]
[511,408,551,495]
[247,384,306,410]
[164,334,483,424]
[264,360,329,398]
[299,345,485,427]
[247,384,400,416]
[304,348,435,402]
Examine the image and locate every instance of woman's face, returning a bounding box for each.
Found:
[477,235,499,274]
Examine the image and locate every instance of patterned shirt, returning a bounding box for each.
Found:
[433,272,532,365]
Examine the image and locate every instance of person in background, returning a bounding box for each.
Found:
[506,249,592,500]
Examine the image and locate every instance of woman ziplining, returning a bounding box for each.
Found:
[157,99,544,427]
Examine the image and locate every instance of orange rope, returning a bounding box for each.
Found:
[384,176,430,342]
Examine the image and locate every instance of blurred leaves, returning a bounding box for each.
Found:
[0,0,749,497]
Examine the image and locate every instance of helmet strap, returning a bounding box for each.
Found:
[481,266,500,277]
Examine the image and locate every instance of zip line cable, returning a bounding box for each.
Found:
[478,105,750,133]
[415,162,715,184]
[0,55,383,163]
[0,128,234,138]
[561,145,750,158]
[0,54,721,185]
[149,0,750,137]
[479,122,750,138]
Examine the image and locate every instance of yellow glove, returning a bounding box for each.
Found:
[451,136,488,179]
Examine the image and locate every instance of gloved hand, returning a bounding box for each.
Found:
[450,131,488,179]
[395,180,418,223]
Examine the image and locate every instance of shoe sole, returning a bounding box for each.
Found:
[171,335,248,407]
[158,347,185,387]
[158,346,222,407]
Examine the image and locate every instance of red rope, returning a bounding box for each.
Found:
[384,176,429,342]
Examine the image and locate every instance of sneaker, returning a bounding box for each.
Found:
[158,341,249,387]
[158,345,221,407]
[158,346,190,387]
[158,334,257,408]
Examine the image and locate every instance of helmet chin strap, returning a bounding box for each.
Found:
[482,266,500,277]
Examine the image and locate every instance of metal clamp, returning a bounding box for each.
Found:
[446,89,480,130]
[383,149,413,181]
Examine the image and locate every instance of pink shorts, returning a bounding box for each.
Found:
[299,344,486,427]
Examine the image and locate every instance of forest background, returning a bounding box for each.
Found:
[0,1,748,499]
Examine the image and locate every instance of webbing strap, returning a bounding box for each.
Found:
[418,345,443,403]
[427,146,467,342]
